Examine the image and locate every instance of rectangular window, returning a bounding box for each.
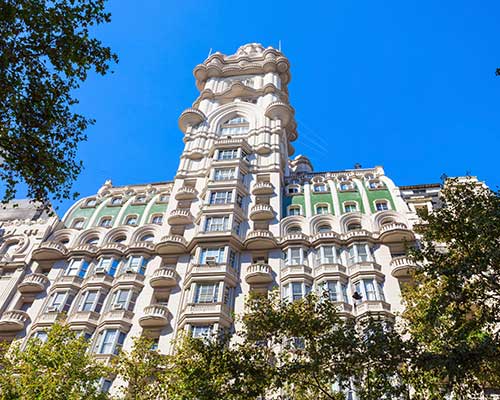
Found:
[326,281,339,302]
[200,248,225,264]
[48,291,73,312]
[126,256,146,275]
[213,168,236,181]
[209,191,232,205]
[289,248,302,265]
[288,282,311,301]
[66,259,89,278]
[191,325,212,338]
[98,257,119,277]
[365,280,377,301]
[194,283,219,303]
[217,149,238,160]
[205,216,229,232]
[81,290,98,312]
[98,329,126,355]
[357,245,369,262]
[111,289,137,311]
[322,246,336,264]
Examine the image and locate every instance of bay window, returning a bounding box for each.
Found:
[123,255,147,275]
[283,282,311,302]
[346,244,372,265]
[191,325,213,338]
[209,191,232,205]
[217,149,239,160]
[353,279,385,302]
[96,329,126,355]
[205,216,229,232]
[284,247,307,266]
[96,257,119,276]
[66,258,89,278]
[200,247,225,264]
[46,291,74,313]
[321,281,349,303]
[109,289,138,311]
[79,290,107,313]
[213,168,236,181]
[317,246,340,264]
[194,283,219,303]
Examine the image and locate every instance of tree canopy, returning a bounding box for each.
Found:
[0,0,117,207]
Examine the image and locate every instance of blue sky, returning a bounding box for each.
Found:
[47,1,500,214]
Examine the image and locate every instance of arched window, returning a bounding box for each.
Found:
[125,215,138,226]
[339,182,355,191]
[288,206,301,216]
[347,222,362,232]
[114,236,126,243]
[313,184,327,193]
[219,116,249,135]
[287,185,300,195]
[287,226,302,234]
[315,204,329,215]
[317,224,332,233]
[140,234,154,242]
[380,218,395,226]
[368,180,384,189]
[86,237,99,245]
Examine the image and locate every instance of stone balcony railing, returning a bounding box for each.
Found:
[175,186,198,200]
[245,263,273,285]
[155,234,188,255]
[251,181,274,195]
[379,223,414,243]
[32,241,67,261]
[249,204,274,221]
[150,267,178,289]
[280,232,310,244]
[167,209,193,225]
[139,304,171,328]
[0,310,30,332]
[18,273,49,294]
[390,256,418,278]
[281,264,313,283]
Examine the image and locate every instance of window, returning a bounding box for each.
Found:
[114,236,126,243]
[344,203,358,213]
[322,281,349,303]
[316,204,329,215]
[79,290,106,313]
[111,197,122,205]
[140,234,154,242]
[313,184,327,192]
[124,256,147,275]
[100,379,113,393]
[96,329,126,355]
[125,215,138,226]
[66,259,89,278]
[217,149,239,160]
[135,195,146,203]
[47,291,73,312]
[287,226,302,234]
[158,194,169,203]
[85,198,97,207]
[219,116,249,135]
[285,247,305,266]
[205,216,229,232]
[283,282,311,302]
[191,325,213,338]
[375,201,389,211]
[368,180,383,189]
[72,219,84,229]
[33,331,48,343]
[318,245,339,264]
[96,257,119,276]
[288,206,301,216]
[200,247,225,264]
[209,191,232,205]
[339,182,354,191]
[353,279,385,302]
[194,283,219,303]
[86,237,99,245]
[214,168,236,181]
[100,217,112,228]
[287,186,300,194]
[347,244,372,265]
[151,214,163,224]
[110,289,138,311]
[317,224,332,233]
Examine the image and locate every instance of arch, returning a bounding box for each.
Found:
[206,102,261,135]
[309,214,338,234]
[75,228,107,246]
[339,212,371,233]
[129,225,160,243]
[280,215,308,236]
[102,227,133,244]
[373,211,407,231]
[286,225,302,234]
[48,228,75,247]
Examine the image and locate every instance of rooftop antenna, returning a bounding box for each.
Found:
[278,40,282,52]
[207,48,213,57]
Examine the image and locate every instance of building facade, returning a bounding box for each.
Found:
[0,43,441,394]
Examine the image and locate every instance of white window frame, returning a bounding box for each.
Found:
[313,183,328,193]
[66,258,89,278]
[317,245,340,264]
[213,168,236,181]
[191,325,213,338]
[125,215,138,226]
[346,243,372,265]
[204,216,230,232]
[110,288,138,311]
[217,148,239,161]
[284,247,307,266]
[123,255,147,275]
[321,281,349,303]
[287,205,302,216]
[193,282,220,304]
[96,329,127,355]
[343,202,358,213]
[353,279,385,302]
[315,204,329,215]
[339,182,355,191]
[283,282,311,302]
[79,289,106,313]
[219,116,249,136]
[200,247,225,264]
[209,191,233,205]
[375,200,390,211]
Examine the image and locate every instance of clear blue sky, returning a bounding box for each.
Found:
[55,1,500,214]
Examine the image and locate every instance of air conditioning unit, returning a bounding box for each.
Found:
[124,268,135,274]
[205,256,217,265]
[94,266,106,274]
[47,306,58,313]
[112,303,124,310]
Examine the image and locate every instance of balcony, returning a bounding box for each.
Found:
[245,264,273,285]
[251,182,274,196]
[244,230,276,249]
[249,204,274,221]
[97,243,127,256]
[127,241,155,255]
[280,264,313,283]
[175,186,198,200]
[379,223,415,243]
[186,264,238,287]
[100,307,134,327]
[150,267,178,289]
[311,231,340,244]
[67,311,100,328]
[354,301,392,319]
[314,263,347,280]
[139,305,171,328]
[18,273,49,294]
[0,310,29,333]
[390,256,418,278]
[348,261,382,280]
[82,273,113,289]
[341,229,374,243]
[52,275,83,290]
[280,232,310,245]
[167,209,193,225]
[113,271,145,288]
[181,302,232,326]
[32,241,67,261]
[67,244,98,257]
[155,235,188,255]
[178,107,206,132]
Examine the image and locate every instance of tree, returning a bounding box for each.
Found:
[113,336,168,400]
[0,0,117,207]
[242,292,409,400]
[0,321,109,399]
[402,178,500,398]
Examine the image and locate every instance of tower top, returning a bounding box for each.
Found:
[193,43,291,91]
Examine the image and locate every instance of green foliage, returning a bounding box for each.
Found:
[242,292,408,400]
[403,178,500,398]
[0,0,117,207]
[0,322,109,399]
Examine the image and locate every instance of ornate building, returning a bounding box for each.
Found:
[0,43,439,394]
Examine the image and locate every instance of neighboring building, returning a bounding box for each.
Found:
[0,200,59,340]
[0,43,444,394]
